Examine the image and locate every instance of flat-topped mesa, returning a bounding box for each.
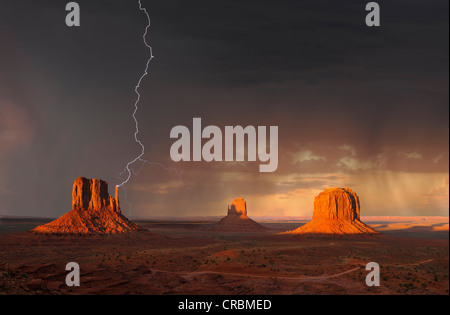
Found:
[72,177,119,213]
[285,188,378,235]
[115,185,120,209]
[227,198,248,217]
[212,198,266,232]
[313,188,360,221]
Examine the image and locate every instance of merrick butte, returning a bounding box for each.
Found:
[170,118,278,172]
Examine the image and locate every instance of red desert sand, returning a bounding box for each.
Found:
[32,177,140,235]
[0,186,447,295]
[285,188,378,235]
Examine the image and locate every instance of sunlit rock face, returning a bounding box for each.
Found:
[32,177,139,235]
[313,188,360,221]
[286,188,378,235]
[72,177,119,213]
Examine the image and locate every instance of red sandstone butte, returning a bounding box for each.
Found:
[32,177,139,235]
[286,188,378,235]
[212,198,267,232]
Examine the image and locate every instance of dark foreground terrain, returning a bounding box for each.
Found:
[0,217,448,295]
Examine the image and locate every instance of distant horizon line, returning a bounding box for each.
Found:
[1,214,449,222]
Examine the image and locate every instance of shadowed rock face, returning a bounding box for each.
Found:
[32,177,139,235]
[227,198,248,217]
[287,188,378,235]
[211,198,266,232]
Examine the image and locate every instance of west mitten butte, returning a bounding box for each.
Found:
[211,198,267,232]
[32,177,139,235]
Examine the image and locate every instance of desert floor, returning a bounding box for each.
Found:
[0,217,448,295]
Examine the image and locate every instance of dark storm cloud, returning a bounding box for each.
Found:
[143,0,449,86]
[0,0,448,217]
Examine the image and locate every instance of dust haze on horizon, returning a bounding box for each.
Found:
[0,0,448,218]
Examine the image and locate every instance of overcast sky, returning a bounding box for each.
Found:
[0,0,448,218]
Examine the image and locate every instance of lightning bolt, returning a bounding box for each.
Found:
[117,1,181,196]
[116,0,152,189]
